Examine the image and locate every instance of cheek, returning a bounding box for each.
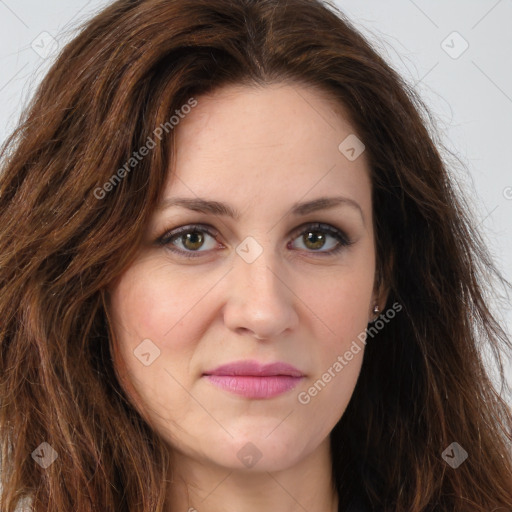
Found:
[301,265,374,340]
[297,273,369,424]
[106,260,214,404]
[294,258,374,404]
[107,265,202,425]
[108,261,202,344]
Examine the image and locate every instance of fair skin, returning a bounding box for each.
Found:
[107,82,387,512]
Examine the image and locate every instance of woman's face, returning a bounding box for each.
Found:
[107,82,379,472]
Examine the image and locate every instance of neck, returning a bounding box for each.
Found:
[167,437,339,512]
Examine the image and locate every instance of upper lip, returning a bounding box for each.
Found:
[203,360,304,377]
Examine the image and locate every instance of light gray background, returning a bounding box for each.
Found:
[1,0,511,402]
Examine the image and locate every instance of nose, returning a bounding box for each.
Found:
[222,240,299,341]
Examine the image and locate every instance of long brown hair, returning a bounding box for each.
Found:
[1,1,511,510]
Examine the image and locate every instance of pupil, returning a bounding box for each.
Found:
[185,232,203,250]
[306,231,324,250]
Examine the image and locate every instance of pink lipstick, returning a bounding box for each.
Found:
[203,360,304,399]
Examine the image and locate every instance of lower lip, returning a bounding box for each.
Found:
[204,375,303,399]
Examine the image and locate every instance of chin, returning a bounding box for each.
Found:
[204,432,310,473]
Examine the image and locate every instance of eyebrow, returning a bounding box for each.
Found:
[157,195,365,224]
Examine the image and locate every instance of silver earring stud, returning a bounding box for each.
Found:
[370,304,380,322]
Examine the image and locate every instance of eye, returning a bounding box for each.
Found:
[288,222,353,255]
[158,224,219,258]
[157,222,354,259]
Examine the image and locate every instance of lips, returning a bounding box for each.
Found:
[202,360,305,399]
[203,360,304,377]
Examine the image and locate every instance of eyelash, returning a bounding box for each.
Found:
[156,222,354,259]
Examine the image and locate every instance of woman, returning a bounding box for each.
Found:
[1,0,511,510]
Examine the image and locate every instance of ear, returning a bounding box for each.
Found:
[371,250,393,315]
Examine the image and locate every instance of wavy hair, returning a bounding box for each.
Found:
[1,0,511,510]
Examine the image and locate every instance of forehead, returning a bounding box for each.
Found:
[164,82,372,220]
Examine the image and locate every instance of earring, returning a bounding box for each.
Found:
[371,304,380,322]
